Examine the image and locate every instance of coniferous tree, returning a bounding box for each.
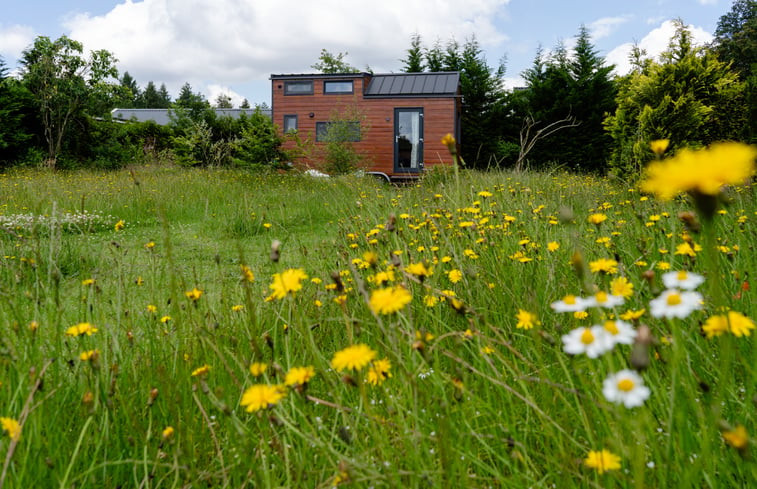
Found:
[605,20,747,175]
[139,81,161,108]
[401,33,425,72]
[215,93,233,108]
[240,98,251,109]
[425,40,445,72]
[157,83,172,108]
[712,0,757,141]
[119,71,139,107]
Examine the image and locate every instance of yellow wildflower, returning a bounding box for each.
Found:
[66,322,98,337]
[0,417,21,441]
[114,220,125,231]
[369,286,412,315]
[284,366,315,387]
[649,139,669,155]
[240,384,286,413]
[249,362,268,377]
[515,309,539,330]
[722,425,749,450]
[191,364,211,377]
[185,287,203,301]
[641,142,757,200]
[610,276,634,298]
[330,344,376,372]
[584,449,621,474]
[366,358,392,386]
[268,269,308,300]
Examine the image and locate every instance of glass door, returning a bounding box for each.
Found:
[394,108,423,173]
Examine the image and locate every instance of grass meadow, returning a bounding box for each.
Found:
[0,161,755,488]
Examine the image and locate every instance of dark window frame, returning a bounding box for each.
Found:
[283,80,314,95]
[323,80,354,95]
[283,114,298,133]
[315,121,361,142]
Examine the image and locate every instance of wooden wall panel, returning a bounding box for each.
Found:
[272,75,458,177]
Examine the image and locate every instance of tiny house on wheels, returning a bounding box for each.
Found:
[270,72,461,181]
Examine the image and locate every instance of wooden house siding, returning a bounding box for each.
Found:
[271,73,460,178]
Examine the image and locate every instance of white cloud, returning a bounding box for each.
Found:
[605,20,713,75]
[0,24,35,60]
[207,84,245,107]
[698,0,718,5]
[64,0,511,102]
[589,16,630,41]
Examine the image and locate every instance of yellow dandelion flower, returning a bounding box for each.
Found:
[584,449,621,474]
[160,315,171,323]
[703,311,755,338]
[65,322,98,337]
[649,139,669,155]
[405,262,433,278]
[330,344,376,372]
[240,384,286,413]
[0,417,21,441]
[610,276,634,298]
[191,364,211,377]
[185,287,203,301]
[249,362,268,377]
[722,425,749,450]
[547,241,560,252]
[162,426,174,440]
[369,286,412,315]
[515,309,539,330]
[641,142,757,200]
[366,358,392,386]
[447,269,463,284]
[284,366,315,387]
[231,304,244,312]
[79,349,100,362]
[114,220,125,231]
[240,265,255,282]
[81,278,95,286]
[268,268,308,300]
[441,133,456,149]
[589,258,618,274]
[588,213,608,225]
[146,304,157,313]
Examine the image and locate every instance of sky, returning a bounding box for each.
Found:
[0,0,730,107]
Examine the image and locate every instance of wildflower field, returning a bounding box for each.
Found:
[0,148,755,488]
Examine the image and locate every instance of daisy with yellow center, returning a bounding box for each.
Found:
[240,384,287,413]
[661,270,704,290]
[330,344,377,372]
[649,289,702,319]
[586,291,625,309]
[601,320,637,345]
[562,326,613,358]
[584,449,621,474]
[550,294,589,313]
[602,370,650,408]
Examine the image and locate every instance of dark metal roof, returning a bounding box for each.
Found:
[365,72,459,97]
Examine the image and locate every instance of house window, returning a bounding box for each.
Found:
[323,80,354,94]
[284,80,313,95]
[316,121,361,142]
[283,115,298,133]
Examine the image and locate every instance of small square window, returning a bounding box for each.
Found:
[284,81,313,95]
[323,80,354,94]
[283,115,298,133]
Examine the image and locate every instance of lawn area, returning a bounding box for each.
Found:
[0,162,754,488]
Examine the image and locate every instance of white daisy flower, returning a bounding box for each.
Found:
[550,294,589,313]
[603,369,651,408]
[562,325,614,358]
[662,270,705,290]
[649,289,703,319]
[585,291,625,309]
[601,319,637,346]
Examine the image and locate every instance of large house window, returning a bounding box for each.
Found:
[284,80,313,95]
[323,80,354,95]
[316,121,361,142]
[283,115,298,133]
